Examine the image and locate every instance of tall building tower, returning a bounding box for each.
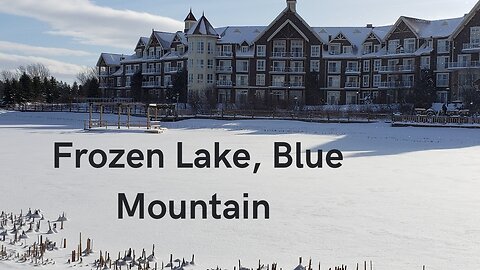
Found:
[186,14,219,97]
[184,9,197,33]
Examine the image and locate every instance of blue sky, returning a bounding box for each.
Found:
[0,0,477,83]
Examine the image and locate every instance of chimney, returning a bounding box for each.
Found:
[287,0,297,12]
[366,24,374,28]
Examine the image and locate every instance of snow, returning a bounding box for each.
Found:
[1,111,480,270]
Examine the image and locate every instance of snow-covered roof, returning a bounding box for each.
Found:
[402,16,464,38]
[187,15,219,37]
[153,31,176,49]
[97,53,123,66]
[217,26,266,45]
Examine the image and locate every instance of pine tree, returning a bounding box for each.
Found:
[3,79,14,104]
[131,70,144,102]
[18,72,32,103]
[31,76,43,102]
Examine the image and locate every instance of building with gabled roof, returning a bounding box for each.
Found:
[96,0,480,107]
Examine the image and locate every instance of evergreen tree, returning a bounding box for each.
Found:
[305,71,322,105]
[84,77,100,98]
[18,72,32,103]
[131,70,144,102]
[71,82,79,101]
[3,79,14,104]
[169,69,188,103]
[31,76,43,101]
[407,69,436,108]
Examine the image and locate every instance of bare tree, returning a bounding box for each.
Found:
[17,63,51,79]
[76,67,98,85]
[0,70,19,82]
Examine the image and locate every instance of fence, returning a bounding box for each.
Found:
[392,114,480,127]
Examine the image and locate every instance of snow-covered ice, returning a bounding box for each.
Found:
[0,110,479,270]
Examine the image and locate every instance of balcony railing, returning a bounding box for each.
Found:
[126,70,139,75]
[386,48,416,55]
[271,82,305,87]
[378,65,415,73]
[463,43,480,51]
[142,82,161,87]
[99,71,110,76]
[271,52,305,58]
[271,67,305,73]
[164,67,178,73]
[217,51,233,57]
[345,81,360,89]
[143,68,160,74]
[216,66,233,72]
[216,81,233,87]
[378,81,414,89]
[447,61,480,69]
[345,67,361,74]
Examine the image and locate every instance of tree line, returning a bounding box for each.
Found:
[0,64,100,105]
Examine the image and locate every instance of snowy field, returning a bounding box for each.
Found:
[0,110,480,270]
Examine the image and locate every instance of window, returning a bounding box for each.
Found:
[257,45,266,57]
[328,61,341,73]
[256,74,265,86]
[116,77,122,87]
[373,74,381,87]
[188,74,194,84]
[197,59,204,69]
[310,60,320,72]
[437,56,449,70]
[197,74,204,84]
[404,38,416,53]
[470,26,480,44]
[363,60,370,72]
[236,60,249,72]
[241,46,249,53]
[236,75,249,86]
[437,39,450,53]
[421,56,430,69]
[374,60,382,72]
[290,61,304,72]
[327,76,340,88]
[126,76,131,87]
[272,75,285,86]
[346,61,359,72]
[436,73,449,87]
[311,45,321,57]
[273,61,286,72]
[207,74,214,84]
[458,54,471,66]
[388,39,400,54]
[404,58,415,70]
[164,75,172,86]
[207,59,214,69]
[257,60,266,71]
[273,40,286,53]
[363,75,370,87]
[343,46,353,54]
[291,40,304,56]
[374,44,381,53]
[207,42,214,54]
[197,41,204,54]
[329,43,341,55]
[363,42,373,54]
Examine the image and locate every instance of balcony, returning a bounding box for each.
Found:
[216,51,233,57]
[126,70,139,75]
[378,65,415,74]
[345,81,361,89]
[99,71,111,76]
[142,81,161,88]
[271,67,305,73]
[271,52,305,58]
[216,81,233,87]
[216,66,233,73]
[164,67,178,73]
[270,82,305,88]
[447,61,480,70]
[345,67,361,75]
[462,43,480,52]
[378,81,414,89]
[143,68,160,74]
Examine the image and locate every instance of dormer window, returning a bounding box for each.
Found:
[343,46,353,54]
[404,38,416,53]
[329,43,341,55]
[363,42,373,54]
[241,46,249,53]
[388,40,400,54]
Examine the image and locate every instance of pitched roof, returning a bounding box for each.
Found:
[217,26,266,45]
[97,53,123,66]
[402,16,464,38]
[187,15,219,37]
[184,9,197,22]
[152,31,176,49]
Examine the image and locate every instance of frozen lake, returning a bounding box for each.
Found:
[0,111,479,270]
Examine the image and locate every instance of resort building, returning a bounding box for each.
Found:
[96,0,480,107]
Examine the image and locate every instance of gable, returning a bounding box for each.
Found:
[254,8,323,45]
[384,17,419,41]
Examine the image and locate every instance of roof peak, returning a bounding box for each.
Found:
[184,8,197,22]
